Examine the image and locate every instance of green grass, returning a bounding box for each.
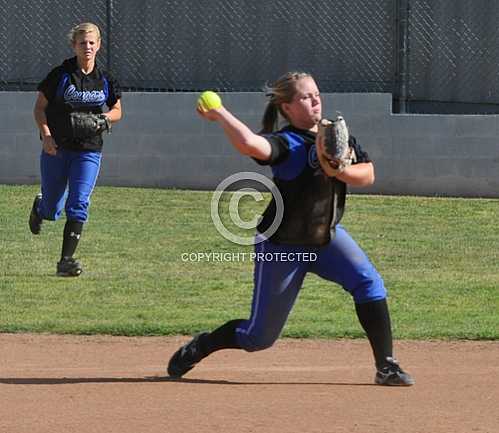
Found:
[1,185,498,340]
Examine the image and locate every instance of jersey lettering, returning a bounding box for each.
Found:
[64,84,106,106]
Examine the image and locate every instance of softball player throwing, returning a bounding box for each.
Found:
[30,22,122,276]
[168,72,414,386]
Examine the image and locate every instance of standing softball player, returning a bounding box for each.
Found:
[168,72,414,386]
[30,22,122,276]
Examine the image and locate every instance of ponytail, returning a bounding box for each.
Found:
[260,102,279,134]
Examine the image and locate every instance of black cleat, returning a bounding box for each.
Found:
[29,193,43,235]
[167,333,208,378]
[56,257,83,277]
[375,357,415,386]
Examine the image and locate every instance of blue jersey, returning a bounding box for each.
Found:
[255,125,370,246]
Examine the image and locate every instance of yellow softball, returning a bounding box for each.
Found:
[198,90,222,111]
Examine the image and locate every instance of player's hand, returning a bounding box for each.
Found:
[42,135,58,156]
[196,105,223,122]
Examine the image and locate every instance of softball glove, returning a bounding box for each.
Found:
[316,115,356,176]
[70,112,111,138]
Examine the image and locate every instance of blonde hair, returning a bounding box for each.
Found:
[260,71,312,133]
[68,22,101,45]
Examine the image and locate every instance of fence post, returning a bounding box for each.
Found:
[394,0,410,113]
[106,0,113,71]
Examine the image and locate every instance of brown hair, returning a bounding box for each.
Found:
[260,71,312,133]
[68,22,101,45]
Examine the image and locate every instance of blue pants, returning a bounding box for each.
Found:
[236,225,386,351]
[38,149,102,222]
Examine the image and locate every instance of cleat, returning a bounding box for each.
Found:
[375,357,415,386]
[56,257,83,277]
[29,193,43,235]
[167,333,208,378]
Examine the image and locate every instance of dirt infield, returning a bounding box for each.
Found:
[0,334,497,433]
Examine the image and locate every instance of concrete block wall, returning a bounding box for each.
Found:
[1,91,498,197]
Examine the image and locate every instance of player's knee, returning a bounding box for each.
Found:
[349,271,386,304]
[65,203,89,221]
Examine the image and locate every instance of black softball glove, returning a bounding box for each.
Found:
[70,112,111,138]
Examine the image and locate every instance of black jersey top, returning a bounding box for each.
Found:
[255,125,371,246]
[37,56,121,152]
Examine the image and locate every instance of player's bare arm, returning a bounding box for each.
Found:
[336,162,375,187]
[103,99,122,123]
[33,92,57,155]
[316,139,374,185]
[197,105,272,161]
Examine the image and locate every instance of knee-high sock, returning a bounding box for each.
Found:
[198,319,244,357]
[355,299,393,369]
[61,221,84,260]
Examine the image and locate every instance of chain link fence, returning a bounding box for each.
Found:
[0,0,396,93]
[406,0,499,113]
[0,0,107,90]
[1,0,498,112]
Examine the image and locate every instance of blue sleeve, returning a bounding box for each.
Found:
[270,132,308,181]
[104,71,122,108]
